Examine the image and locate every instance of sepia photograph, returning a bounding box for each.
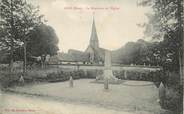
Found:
[0,0,183,114]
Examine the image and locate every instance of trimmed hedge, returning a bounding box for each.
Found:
[46,70,166,83]
[0,69,166,88]
[113,70,165,83]
[46,70,103,82]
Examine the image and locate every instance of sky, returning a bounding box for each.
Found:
[31,0,151,52]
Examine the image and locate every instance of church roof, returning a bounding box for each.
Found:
[90,17,99,43]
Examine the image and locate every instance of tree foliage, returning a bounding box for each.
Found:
[112,39,160,65]
[0,0,44,71]
[138,0,183,72]
[27,24,59,57]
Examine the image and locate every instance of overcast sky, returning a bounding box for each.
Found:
[32,0,151,52]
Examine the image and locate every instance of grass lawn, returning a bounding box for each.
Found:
[6,79,164,114]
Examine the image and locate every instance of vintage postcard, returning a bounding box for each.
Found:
[0,0,183,114]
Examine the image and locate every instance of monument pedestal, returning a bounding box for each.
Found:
[95,50,122,84]
[103,69,119,81]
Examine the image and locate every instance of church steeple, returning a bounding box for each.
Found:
[90,16,99,49]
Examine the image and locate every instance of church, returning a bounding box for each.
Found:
[51,17,105,65]
[85,17,105,64]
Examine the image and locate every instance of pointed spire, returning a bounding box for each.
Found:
[90,13,99,49]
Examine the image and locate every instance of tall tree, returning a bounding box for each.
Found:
[0,0,23,71]
[138,0,184,84]
[16,1,43,74]
[0,0,44,73]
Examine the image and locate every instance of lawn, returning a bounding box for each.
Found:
[7,79,164,113]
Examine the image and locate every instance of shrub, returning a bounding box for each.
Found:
[0,72,21,88]
[46,69,104,82]
[77,70,86,78]
[161,86,182,113]
[113,70,165,82]
[46,70,69,82]
[86,70,98,79]
[158,72,182,113]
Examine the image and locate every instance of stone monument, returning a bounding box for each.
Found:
[103,50,118,81]
[96,50,120,84]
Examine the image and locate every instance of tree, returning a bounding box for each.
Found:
[0,0,44,73]
[137,1,183,112]
[138,0,183,84]
[112,39,157,65]
[17,3,43,73]
[26,24,59,67]
[12,24,59,67]
[0,0,24,71]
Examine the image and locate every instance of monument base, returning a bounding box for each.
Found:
[93,79,123,85]
[92,50,123,85]
[93,69,123,85]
